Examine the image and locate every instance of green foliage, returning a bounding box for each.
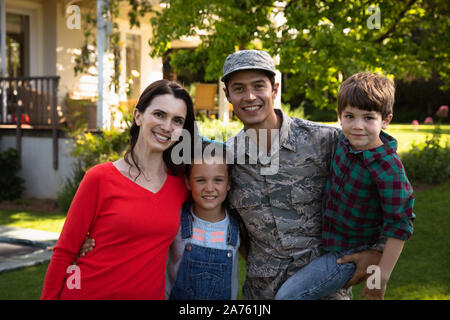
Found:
[197,117,243,141]
[150,0,450,111]
[0,148,25,201]
[401,126,450,184]
[280,102,309,120]
[149,0,275,81]
[196,104,309,142]
[70,128,130,172]
[394,77,450,124]
[56,161,85,212]
[57,104,132,211]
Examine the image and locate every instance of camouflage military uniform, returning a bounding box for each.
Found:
[227,109,351,300]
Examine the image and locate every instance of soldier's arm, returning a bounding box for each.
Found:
[238,222,250,261]
[239,242,249,261]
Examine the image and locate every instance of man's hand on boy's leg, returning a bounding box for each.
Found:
[337,250,382,289]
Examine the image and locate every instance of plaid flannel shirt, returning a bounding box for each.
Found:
[322,131,415,252]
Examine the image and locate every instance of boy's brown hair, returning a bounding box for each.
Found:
[337,72,395,119]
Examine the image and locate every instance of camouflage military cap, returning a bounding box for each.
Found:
[221,50,276,82]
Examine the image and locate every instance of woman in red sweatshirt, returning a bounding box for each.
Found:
[41,80,196,299]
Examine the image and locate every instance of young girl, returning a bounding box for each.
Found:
[41,80,196,300]
[166,140,248,300]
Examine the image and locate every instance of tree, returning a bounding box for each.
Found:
[149,0,450,110]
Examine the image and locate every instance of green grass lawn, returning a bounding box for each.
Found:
[0,263,49,300]
[351,179,450,300]
[0,209,65,300]
[1,180,449,300]
[380,123,449,154]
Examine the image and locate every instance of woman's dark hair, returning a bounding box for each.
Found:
[124,79,196,178]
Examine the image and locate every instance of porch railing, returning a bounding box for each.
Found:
[0,76,60,169]
[0,76,60,126]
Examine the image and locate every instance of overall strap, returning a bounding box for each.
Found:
[227,210,240,247]
[180,203,193,239]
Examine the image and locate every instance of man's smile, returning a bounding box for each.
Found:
[241,105,262,112]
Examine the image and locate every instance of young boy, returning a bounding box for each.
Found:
[275,72,415,300]
[166,140,248,300]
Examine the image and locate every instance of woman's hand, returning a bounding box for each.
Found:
[78,236,95,257]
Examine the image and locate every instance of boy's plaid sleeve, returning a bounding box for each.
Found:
[375,160,415,240]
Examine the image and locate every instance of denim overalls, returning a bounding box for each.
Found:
[169,205,240,300]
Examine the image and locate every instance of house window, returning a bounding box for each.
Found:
[0,12,30,77]
[126,33,141,99]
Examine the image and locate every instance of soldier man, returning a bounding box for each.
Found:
[223,50,384,299]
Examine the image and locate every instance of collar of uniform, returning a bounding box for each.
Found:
[229,128,255,161]
[275,108,296,152]
[228,108,295,161]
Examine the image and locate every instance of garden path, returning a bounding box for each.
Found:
[0,226,59,273]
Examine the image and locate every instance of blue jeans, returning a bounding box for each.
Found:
[275,248,364,300]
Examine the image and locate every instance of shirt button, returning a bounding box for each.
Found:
[227,252,232,258]
[185,245,191,251]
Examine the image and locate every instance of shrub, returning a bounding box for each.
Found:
[57,160,85,212]
[197,118,243,141]
[56,114,131,211]
[70,128,130,172]
[280,102,309,120]
[401,128,450,184]
[0,148,25,201]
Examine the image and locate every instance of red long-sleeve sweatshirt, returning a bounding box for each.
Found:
[41,162,187,300]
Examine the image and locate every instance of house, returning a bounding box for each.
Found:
[0,0,199,199]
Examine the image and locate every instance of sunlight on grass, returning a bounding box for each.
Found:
[0,209,65,233]
[386,124,450,154]
[198,117,450,155]
[351,281,449,300]
[320,123,450,154]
